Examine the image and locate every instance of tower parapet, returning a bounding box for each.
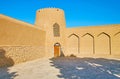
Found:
[35,8,66,30]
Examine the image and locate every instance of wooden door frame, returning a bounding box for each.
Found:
[54,43,61,57]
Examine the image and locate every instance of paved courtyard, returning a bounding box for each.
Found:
[0,57,120,79]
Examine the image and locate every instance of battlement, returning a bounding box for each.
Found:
[37,8,64,13]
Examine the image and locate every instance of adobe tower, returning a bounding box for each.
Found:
[35,8,66,57]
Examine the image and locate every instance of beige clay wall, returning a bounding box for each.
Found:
[0,14,46,67]
[65,25,120,58]
[0,46,45,67]
[0,14,45,45]
[35,8,120,59]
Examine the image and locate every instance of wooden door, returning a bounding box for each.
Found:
[54,45,60,57]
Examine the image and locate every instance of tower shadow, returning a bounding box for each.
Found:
[60,47,65,57]
[0,48,18,79]
[50,57,120,79]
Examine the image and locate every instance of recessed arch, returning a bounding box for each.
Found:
[114,31,120,36]
[53,23,60,37]
[67,33,80,55]
[68,33,79,38]
[97,32,110,38]
[54,42,61,46]
[80,33,94,55]
[82,33,94,38]
[82,33,95,54]
[96,32,111,55]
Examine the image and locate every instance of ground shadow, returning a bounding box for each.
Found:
[50,57,120,79]
[0,48,18,79]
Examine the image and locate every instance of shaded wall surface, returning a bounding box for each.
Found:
[0,14,45,45]
[65,25,120,58]
[0,46,45,67]
[0,14,46,67]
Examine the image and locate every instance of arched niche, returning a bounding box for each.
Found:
[67,33,80,56]
[53,23,60,37]
[96,32,111,55]
[112,32,120,55]
[81,33,94,55]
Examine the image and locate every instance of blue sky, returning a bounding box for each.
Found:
[0,0,120,27]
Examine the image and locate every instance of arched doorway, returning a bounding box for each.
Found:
[54,43,61,57]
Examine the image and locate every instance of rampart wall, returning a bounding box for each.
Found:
[0,14,46,67]
[65,25,120,58]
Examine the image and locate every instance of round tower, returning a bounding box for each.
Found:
[35,8,66,57]
[35,8,66,30]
